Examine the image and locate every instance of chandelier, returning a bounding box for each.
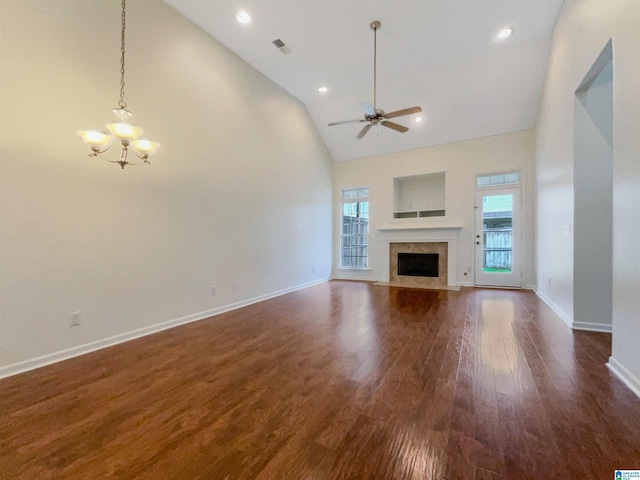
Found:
[78,0,159,169]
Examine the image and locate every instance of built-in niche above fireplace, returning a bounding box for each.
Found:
[393,172,446,219]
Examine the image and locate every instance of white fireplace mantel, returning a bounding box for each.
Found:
[378,224,462,232]
[379,225,462,286]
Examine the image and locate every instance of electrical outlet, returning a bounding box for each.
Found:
[232,281,238,291]
[211,285,217,296]
[69,311,81,327]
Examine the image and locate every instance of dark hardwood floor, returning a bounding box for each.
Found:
[1,281,639,479]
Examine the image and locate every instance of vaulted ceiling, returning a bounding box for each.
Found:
[164,0,564,162]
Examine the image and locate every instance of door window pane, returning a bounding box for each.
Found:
[482,194,513,272]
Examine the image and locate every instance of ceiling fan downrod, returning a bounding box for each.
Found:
[371,21,380,112]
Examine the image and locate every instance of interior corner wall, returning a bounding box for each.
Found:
[332,130,537,288]
[0,0,334,376]
[573,60,613,332]
[535,0,640,392]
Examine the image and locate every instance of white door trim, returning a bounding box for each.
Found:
[474,187,522,288]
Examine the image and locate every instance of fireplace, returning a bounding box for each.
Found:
[398,253,439,277]
[379,225,460,288]
[389,242,448,289]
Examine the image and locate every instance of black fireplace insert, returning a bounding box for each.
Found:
[397,253,439,277]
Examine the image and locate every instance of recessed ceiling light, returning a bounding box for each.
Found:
[236,10,251,24]
[414,116,423,124]
[318,86,328,93]
[497,26,513,39]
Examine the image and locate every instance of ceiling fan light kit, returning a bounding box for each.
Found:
[328,20,422,139]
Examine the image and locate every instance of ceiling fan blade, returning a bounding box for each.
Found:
[383,106,422,119]
[328,119,366,126]
[360,102,376,116]
[381,120,409,133]
[356,123,373,139]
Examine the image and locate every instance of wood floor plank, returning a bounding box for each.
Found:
[1,281,639,479]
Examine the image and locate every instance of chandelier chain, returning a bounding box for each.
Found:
[118,0,127,109]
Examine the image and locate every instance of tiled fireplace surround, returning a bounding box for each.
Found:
[379,227,460,288]
[390,242,448,288]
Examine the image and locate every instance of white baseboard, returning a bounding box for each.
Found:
[535,289,612,332]
[571,321,612,333]
[535,289,573,328]
[607,356,640,399]
[331,273,382,282]
[0,277,330,380]
[457,281,474,287]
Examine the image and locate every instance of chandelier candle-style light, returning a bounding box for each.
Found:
[78,0,159,169]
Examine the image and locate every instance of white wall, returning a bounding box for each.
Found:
[0,0,333,375]
[535,0,640,393]
[333,130,536,287]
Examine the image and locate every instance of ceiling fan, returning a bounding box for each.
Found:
[328,21,422,139]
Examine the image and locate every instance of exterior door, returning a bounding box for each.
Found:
[474,188,522,287]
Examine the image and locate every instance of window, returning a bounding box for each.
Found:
[341,188,369,269]
[476,172,520,188]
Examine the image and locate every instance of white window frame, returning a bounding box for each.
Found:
[340,187,369,269]
[476,171,521,188]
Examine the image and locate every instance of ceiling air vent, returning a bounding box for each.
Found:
[272,38,292,55]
